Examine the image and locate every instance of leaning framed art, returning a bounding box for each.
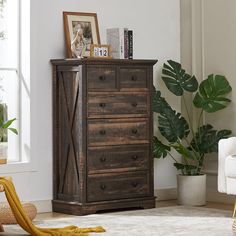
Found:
[63,12,100,58]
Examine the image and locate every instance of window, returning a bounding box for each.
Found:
[0,0,19,162]
[0,0,30,163]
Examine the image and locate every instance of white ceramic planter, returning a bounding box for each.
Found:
[0,142,8,164]
[177,174,206,206]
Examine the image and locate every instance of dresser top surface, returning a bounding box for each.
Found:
[51,58,158,66]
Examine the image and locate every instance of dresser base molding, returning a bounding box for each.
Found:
[52,197,156,215]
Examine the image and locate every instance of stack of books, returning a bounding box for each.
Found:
[106,28,133,59]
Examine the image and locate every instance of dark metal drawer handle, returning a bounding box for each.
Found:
[100,184,106,190]
[100,156,106,162]
[132,155,138,160]
[131,75,137,81]
[132,129,138,134]
[131,102,137,107]
[99,75,106,81]
[100,130,106,135]
[99,103,106,108]
[132,182,138,187]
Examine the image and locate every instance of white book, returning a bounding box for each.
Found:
[107,28,127,59]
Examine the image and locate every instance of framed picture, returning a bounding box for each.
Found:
[63,12,100,58]
[90,44,112,58]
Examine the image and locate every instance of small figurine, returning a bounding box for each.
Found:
[71,24,85,58]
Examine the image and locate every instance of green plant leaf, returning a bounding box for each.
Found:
[1,118,16,129]
[158,107,190,143]
[174,163,196,171]
[152,88,170,113]
[8,128,18,135]
[153,88,190,143]
[174,163,185,170]
[0,103,7,126]
[162,60,198,96]
[153,136,171,159]
[190,124,232,153]
[171,143,194,160]
[193,74,232,112]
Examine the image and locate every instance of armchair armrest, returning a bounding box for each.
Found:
[218,137,236,193]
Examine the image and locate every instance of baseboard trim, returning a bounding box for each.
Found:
[206,189,235,204]
[154,188,177,201]
[31,199,52,213]
[154,187,235,204]
[25,188,235,213]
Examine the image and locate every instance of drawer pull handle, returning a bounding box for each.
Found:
[132,129,138,134]
[132,102,137,107]
[100,156,106,162]
[131,75,137,81]
[100,130,106,135]
[132,182,138,187]
[99,75,106,81]
[99,103,106,108]
[100,184,106,190]
[132,155,138,160]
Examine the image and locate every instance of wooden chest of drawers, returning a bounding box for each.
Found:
[51,58,157,215]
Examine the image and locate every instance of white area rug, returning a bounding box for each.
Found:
[4,206,234,236]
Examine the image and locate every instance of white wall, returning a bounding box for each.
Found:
[1,0,180,210]
[180,0,236,203]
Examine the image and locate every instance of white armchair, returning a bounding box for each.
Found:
[218,137,236,217]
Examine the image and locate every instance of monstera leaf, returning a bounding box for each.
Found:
[158,106,190,143]
[162,60,198,96]
[171,143,195,160]
[153,88,190,143]
[153,88,170,113]
[193,74,232,112]
[153,136,170,159]
[190,124,231,154]
[174,163,198,175]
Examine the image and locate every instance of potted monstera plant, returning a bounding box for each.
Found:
[0,103,18,164]
[153,60,232,206]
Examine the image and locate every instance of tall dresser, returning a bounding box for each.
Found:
[51,58,157,215]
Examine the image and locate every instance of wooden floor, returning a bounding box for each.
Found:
[35,200,234,221]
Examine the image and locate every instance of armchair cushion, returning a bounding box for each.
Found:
[225,155,236,178]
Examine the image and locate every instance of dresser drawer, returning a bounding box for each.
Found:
[87,118,149,146]
[87,145,149,174]
[87,171,150,202]
[87,66,117,91]
[120,67,148,90]
[88,92,149,118]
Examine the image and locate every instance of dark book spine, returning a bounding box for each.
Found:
[128,30,133,59]
[124,28,129,59]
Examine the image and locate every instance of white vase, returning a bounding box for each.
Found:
[0,142,8,164]
[177,174,206,206]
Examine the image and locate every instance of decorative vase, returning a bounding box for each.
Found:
[177,174,206,206]
[0,142,8,164]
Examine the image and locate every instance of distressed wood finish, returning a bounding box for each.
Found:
[87,118,149,146]
[87,145,149,174]
[88,91,148,118]
[120,67,148,90]
[0,224,3,232]
[87,171,150,202]
[51,58,157,215]
[87,65,118,91]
